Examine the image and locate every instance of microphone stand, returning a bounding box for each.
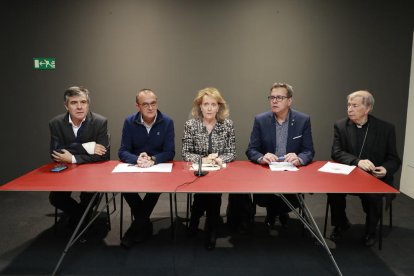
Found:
[194,155,208,176]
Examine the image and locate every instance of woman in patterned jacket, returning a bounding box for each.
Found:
[182,87,236,250]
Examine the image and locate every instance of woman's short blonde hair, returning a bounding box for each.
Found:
[191,87,229,121]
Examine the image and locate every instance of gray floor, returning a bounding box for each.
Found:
[0,191,413,276]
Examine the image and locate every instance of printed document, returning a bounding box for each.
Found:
[112,163,173,173]
[318,161,355,175]
[269,162,299,171]
[191,163,227,171]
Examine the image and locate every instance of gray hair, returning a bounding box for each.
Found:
[347,90,375,111]
[270,82,294,98]
[64,86,90,104]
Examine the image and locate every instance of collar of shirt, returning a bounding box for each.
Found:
[68,115,86,137]
[141,113,157,134]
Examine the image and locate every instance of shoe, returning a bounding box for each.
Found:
[264,215,276,228]
[205,230,217,250]
[121,226,137,249]
[279,213,289,229]
[264,215,279,236]
[329,222,351,241]
[187,219,200,237]
[134,222,153,243]
[362,233,376,247]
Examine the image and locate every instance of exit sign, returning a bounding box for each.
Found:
[34,58,56,69]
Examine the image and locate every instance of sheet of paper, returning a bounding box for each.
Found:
[318,161,355,175]
[112,163,173,173]
[191,163,227,171]
[269,162,299,171]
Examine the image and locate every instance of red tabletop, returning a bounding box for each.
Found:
[0,160,398,194]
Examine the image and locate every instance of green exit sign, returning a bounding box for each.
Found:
[34,58,56,70]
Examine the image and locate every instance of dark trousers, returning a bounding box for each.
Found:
[227,194,254,228]
[49,191,97,222]
[328,193,383,235]
[123,193,161,226]
[254,193,300,218]
[190,193,222,230]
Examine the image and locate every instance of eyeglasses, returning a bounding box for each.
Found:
[267,95,290,102]
[139,101,157,109]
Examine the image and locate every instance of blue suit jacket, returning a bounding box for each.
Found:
[246,109,315,165]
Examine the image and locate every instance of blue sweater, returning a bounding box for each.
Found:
[118,110,175,164]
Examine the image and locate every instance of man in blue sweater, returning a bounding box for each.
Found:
[119,88,175,248]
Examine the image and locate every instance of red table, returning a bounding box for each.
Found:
[1,160,397,194]
[1,160,398,276]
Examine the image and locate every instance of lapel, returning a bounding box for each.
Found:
[268,112,276,152]
[64,113,76,141]
[345,119,358,155]
[363,115,376,158]
[74,112,91,141]
[287,109,295,141]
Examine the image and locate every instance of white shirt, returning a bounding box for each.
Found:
[68,115,87,163]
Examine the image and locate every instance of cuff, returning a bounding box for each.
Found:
[82,142,96,155]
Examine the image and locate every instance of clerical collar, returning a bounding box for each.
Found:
[355,118,369,128]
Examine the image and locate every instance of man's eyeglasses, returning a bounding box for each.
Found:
[139,102,157,109]
[267,95,290,102]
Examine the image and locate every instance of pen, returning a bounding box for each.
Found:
[278,156,285,161]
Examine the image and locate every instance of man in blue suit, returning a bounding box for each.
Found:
[246,82,315,229]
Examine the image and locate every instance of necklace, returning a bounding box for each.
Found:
[358,124,369,158]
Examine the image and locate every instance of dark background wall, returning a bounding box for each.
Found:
[1,0,413,185]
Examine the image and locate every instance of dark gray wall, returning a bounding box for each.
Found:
[1,0,413,185]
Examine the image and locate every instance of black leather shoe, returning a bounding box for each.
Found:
[279,213,289,229]
[121,227,136,249]
[134,222,153,243]
[205,230,217,250]
[362,234,376,247]
[264,215,276,228]
[329,222,351,241]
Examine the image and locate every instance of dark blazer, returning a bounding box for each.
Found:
[331,114,401,186]
[49,112,110,164]
[246,109,315,165]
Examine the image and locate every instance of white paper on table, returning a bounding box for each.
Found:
[318,161,355,175]
[269,162,299,171]
[191,163,227,171]
[112,163,173,173]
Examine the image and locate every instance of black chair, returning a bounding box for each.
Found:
[54,192,116,234]
[323,195,393,250]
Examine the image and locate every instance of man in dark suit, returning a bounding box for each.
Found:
[328,90,401,247]
[246,82,315,229]
[49,86,110,228]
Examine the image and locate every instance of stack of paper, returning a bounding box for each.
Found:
[112,163,173,173]
[191,163,227,171]
[318,162,355,175]
[269,162,299,171]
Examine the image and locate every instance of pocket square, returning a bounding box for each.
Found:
[292,135,302,140]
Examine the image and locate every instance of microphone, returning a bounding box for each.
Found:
[194,155,208,176]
